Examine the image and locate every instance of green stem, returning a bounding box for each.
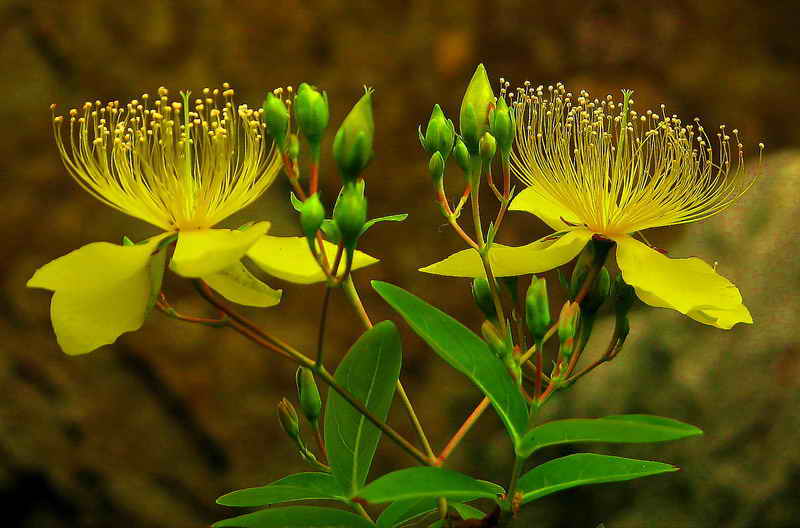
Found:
[193,280,431,467]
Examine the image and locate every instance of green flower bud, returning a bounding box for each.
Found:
[613,273,637,320]
[419,104,456,159]
[525,276,551,341]
[277,397,300,441]
[287,133,300,162]
[263,92,289,150]
[490,96,514,158]
[428,151,445,186]
[333,183,367,249]
[569,237,614,300]
[557,301,581,360]
[333,88,374,182]
[459,64,495,154]
[479,131,497,163]
[581,267,611,314]
[453,137,471,174]
[294,83,329,150]
[471,277,497,320]
[295,367,322,424]
[300,193,325,243]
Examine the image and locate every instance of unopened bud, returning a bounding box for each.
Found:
[419,104,456,159]
[295,367,322,424]
[479,131,497,163]
[471,278,497,320]
[294,83,329,154]
[453,137,471,174]
[333,183,367,249]
[613,273,637,320]
[277,398,301,441]
[263,92,289,150]
[525,276,551,341]
[333,88,374,182]
[558,301,580,340]
[300,193,325,243]
[459,64,495,154]
[581,267,611,314]
[428,151,445,186]
[490,96,514,158]
[570,237,614,301]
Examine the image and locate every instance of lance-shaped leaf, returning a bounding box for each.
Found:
[214,505,374,528]
[517,454,678,504]
[372,281,528,446]
[518,414,703,457]
[324,321,402,496]
[216,472,345,507]
[376,496,486,528]
[356,467,503,505]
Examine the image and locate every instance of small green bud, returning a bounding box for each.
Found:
[333,183,367,249]
[263,92,289,150]
[569,237,614,300]
[428,151,445,186]
[300,193,325,243]
[453,137,470,174]
[333,88,374,182]
[287,133,300,161]
[295,367,322,424]
[581,267,611,314]
[479,131,497,163]
[481,320,508,359]
[471,278,497,320]
[419,104,456,159]
[490,96,514,158]
[557,301,581,350]
[525,276,551,341]
[613,273,637,320]
[294,83,329,151]
[459,64,495,154]
[277,397,300,441]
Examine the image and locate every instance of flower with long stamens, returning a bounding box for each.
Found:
[29,85,377,355]
[421,83,761,329]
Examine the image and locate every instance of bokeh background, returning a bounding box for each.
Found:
[1,1,798,527]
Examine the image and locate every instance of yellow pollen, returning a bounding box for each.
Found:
[51,85,282,231]
[509,83,760,235]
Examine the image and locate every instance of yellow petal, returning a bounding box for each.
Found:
[203,262,282,308]
[614,235,751,329]
[419,229,593,278]
[509,187,582,231]
[27,235,167,355]
[170,222,270,278]
[247,236,379,284]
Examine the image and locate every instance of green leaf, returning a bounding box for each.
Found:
[216,472,345,507]
[376,497,484,528]
[325,321,402,496]
[213,506,374,527]
[320,219,341,244]
[517,453,678,504]
[425,503,485,528]
[372,281,528,446]
[290,192,304,212]
[356,467,503,505]
[359,214,408,237]
[518,414,703,457]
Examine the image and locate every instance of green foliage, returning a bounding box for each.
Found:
[517,453,678,504]
[356,467,503,504]
[376,498,485,528]
[372,281,528,447]
[517,414,702,458]
[213,505,374,527]
[324,321,402,496]
[217,472,345,507]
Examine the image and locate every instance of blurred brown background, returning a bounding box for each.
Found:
[1,1,798,527]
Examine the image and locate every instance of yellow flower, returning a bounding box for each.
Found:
[29,85,376,355]
[421,84,760,329]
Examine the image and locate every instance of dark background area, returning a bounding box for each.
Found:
[1,1,798,527]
